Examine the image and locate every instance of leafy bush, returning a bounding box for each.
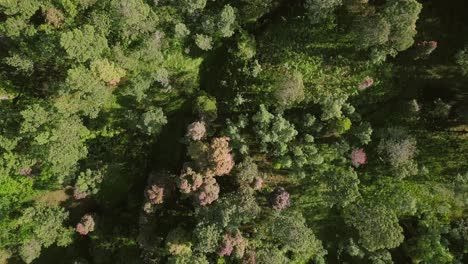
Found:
[137,107,168,135]
[377,127,418,179]
[344,203,404,252]
[455,45,468,75]
[305,0,342,24]
[74,168,105,199]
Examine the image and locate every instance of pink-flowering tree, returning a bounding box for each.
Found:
[196,177,220,206]
[73,191,87,200]
[186,121,206,141]
[143,171,174,213]
[232,233,247,258]
[218,230,247,258]
[146,184,164,205]
[351,148,367,168]
[218,236,234,257]
[416,40,438,58]
[208,137,235,176]
[177,167,204,194]
[269,187,290,210]
[19,168,32,176]
[76,214,95,235]
[359,76,374,91]
[252,177,264,190]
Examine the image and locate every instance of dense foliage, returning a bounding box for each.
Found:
[0,0,467,263]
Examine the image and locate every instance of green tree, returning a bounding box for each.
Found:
[305,0,342,24]
[234,157,259,187]
[352,15,391,50]
[167,254,209,264]
[273,70,305,107]
[55,65,112,118]
[321,166,360,207]
[383,0,422,52]
[193,223,222,254]
[344,203,404,252]
[236,0,275,23]
[195,34,213,51]
[90,59,126,85]
[377,127,418,179]
[136,107,168,135]
[455,45,468,75]
[197,190,260,232]
[351,121,373,145]
[182,0,207,13]
[20,105,89,184]
[351,0,422,60]
[216,5,236,38]
[252,105,298,156]
[368,250,393,264]
[60,25,108,63]
[166,227,192,256]
[256,211,326,262]
[110,0,159,41]
[73,168,106,199]
[4,204,74,263]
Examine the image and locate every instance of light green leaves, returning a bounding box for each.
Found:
[90,59,126,84]
[195,34,213,51]
[16,204,74,263]
[137,107,168,135]
[383,0,422,51]
[0,0,41,17]
[56,65,112,118]
[273,70,305,107]
[60,25,108,62]
[218,5,236,38]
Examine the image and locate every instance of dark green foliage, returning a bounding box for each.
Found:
[60,25,108,63]
[305,0,342,24]
[351,121,373,145]
[455,45,468,75]
[252,105,298,156]
[429,98,452,121]
[167,254,209,264]
[350,0,422,62]
[344,203,404,252]
[233,157,259,186]
[352,15,391,50]
[255,211,327,263]
[321,166,360,207]
[136,107,168,135]
[2,204,73,263]
[236,0,276,23]
[197,190,260,231]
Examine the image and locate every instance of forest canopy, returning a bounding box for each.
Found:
[0,0,467,263]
